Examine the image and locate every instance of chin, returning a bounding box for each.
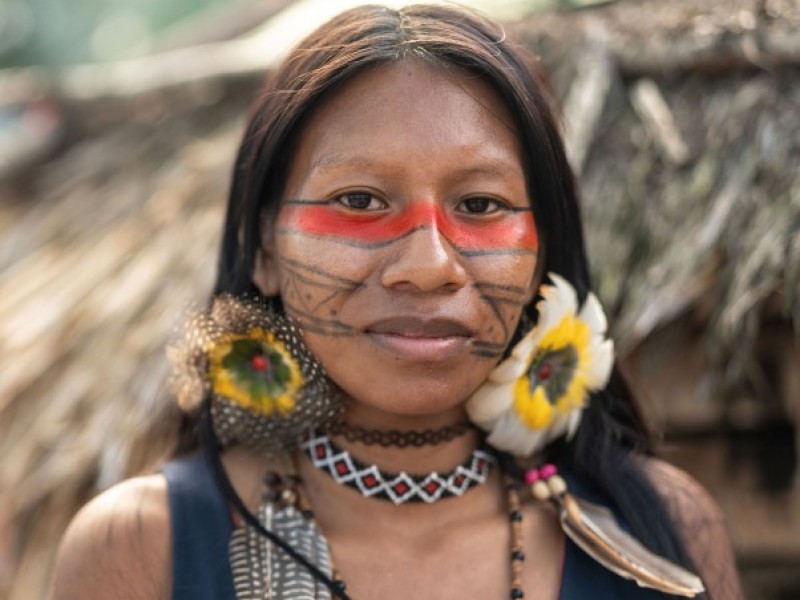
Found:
[308,335,497,421]
[338,377,475,421]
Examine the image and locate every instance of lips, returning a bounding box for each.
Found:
[367,317,473,337]
[365,317,474,360]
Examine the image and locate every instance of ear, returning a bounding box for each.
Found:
[252,224,281,296]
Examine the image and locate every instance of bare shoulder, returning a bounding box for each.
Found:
[639,456,745,600]
[641,457,725,526]
[50,474,171,600]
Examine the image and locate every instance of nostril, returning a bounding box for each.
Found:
[380,228,468,292]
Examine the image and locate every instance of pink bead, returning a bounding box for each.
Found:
[524,469,540,485]
[539,464,558,479]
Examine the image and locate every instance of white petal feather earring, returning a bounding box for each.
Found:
[466,273,613,457]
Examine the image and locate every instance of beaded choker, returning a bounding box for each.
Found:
[301,432,496,505]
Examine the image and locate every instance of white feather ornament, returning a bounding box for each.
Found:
[467,274,614,457]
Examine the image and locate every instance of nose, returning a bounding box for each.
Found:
[380,224,468,293]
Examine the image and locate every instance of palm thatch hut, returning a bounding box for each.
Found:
[1,0,798,598]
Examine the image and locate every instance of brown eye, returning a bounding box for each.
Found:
[335,193,385,211]
[459,197,503,214]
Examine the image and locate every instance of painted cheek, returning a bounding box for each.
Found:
[279,203,538,252]
[439,209,538,252]
[278,204,423,244]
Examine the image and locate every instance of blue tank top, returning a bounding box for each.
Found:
[163,455,235,599]
[164,455,664,600]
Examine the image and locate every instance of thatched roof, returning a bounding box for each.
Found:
[1,0,798,598]
[512,0,800,353]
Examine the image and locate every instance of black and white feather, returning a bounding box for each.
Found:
[230,504,333,599]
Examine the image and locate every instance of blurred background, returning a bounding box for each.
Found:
[0,0,798,598]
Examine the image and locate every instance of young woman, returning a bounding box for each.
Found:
[51,5,743,599]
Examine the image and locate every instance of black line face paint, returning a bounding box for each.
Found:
[280,258,360,337]
[278,251,530,357]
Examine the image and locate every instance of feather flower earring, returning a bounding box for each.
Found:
[467,274,614,457]
[169,295,343,452]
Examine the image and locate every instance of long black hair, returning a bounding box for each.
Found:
[201,3,697,595]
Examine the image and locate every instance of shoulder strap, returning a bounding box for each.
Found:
[163,454,236,600]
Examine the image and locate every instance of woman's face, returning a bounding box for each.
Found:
[255,61,540,422]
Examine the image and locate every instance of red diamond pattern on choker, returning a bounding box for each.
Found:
[301,431,496,505]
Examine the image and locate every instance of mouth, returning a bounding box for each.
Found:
[365,317,473,361]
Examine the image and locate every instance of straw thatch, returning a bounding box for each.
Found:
[1,0,798,598]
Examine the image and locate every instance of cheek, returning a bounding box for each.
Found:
[471,250,538,287]
[273,232,375,337]
[275,234,377,290]
[441,210,538,255]
[275,204,376,281]
[469,252,539,345]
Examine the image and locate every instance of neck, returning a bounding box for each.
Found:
[323,403,480,473]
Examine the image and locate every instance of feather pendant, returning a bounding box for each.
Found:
[556,493,705,597]
[230,504,273,599]
[230,503,333,599]
[272,506,333,600]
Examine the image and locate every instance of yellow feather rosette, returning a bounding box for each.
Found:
[467,274,614,457]
[208,328,304,416]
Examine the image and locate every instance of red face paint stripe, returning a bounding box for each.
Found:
[278,202,538,251]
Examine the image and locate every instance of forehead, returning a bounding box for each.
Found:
[286,60,523,184]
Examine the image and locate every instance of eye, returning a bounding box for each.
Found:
[457,196,507,215]
[334,192,386,211]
